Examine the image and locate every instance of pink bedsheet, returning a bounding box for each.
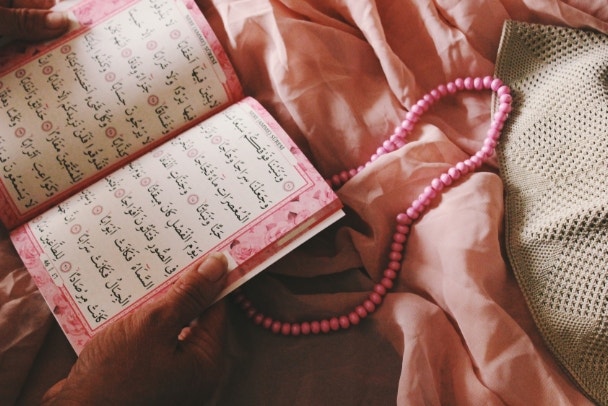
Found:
[2,0,608,404]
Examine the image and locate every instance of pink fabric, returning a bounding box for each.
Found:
[2,0,608,404]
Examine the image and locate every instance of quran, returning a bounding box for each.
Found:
[0,0,343,353]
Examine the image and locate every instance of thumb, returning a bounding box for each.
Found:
[0,8,69,41]
[152,253,228,333]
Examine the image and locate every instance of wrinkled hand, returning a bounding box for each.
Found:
[0,0,69,41]
[42,253,229,406]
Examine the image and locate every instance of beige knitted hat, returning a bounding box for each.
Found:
[496,20,608,405]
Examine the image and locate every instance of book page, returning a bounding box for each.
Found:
[0,0,243,229]
[11,97,343,353]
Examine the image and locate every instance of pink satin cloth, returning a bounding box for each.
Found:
[2,0,608,404]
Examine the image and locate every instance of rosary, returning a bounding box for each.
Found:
[233,76,513,336]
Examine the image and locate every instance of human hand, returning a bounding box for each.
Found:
[0,0,69,41]
[41,253,229,406]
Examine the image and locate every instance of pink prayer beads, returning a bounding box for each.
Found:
[234,76,512,336]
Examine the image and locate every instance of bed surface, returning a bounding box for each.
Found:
[2,0,608,404]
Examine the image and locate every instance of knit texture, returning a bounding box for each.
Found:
[495,20,608,405]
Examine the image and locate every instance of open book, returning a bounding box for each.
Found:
[0,0,343,353]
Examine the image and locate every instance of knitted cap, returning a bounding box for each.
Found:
[496,20,608,405]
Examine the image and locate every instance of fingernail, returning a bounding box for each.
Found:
[197,252,227,282]
[45,12,68,30]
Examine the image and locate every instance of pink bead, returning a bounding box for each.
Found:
[440,173,453,186]
[437,84,448,96]
[499,94,512,104]
[483,138,497,148]
[497,85,510,97]
[262,317,273,329]
[320,319,331,333]
[355,305,368,318]
[381,277,394,289]
[391,242,403,252]
[481,145,493,156]
[363,299,376,313]
[423,94,434,105]
[491,78,503,91]
[271,321,281,334]
[339,171,349,182]
[374,284,387,296]
[474,77,483,90]
[339,316,350,329]
[448,167,461,180]
[454,78,465,90]
[329,317,340,331]
[499,103,512,114]
[417,99,430,112]
[376,146,387,156]
[412,199,424,211]
[357,165,365,172]
[384,269,397,279]
[401,119,414,131]
[431,178,444,191]
[246,308,256,318]
[370,292,383,305]
[486,127,500,140]
[291,324,301,336]
[393,232,406,244]
[422,186,436,200]
[412,104,424,115]
[349,169,358,178]
[240,299,252,310]
[405,111,419,121]
[389,250,402,262]
[370,154,378,161]
[383,141,396,153]
[311,321,321,334]
[495,111,507,123]
[395,224,409,235]
[396,213,412,225]
[470,155,483,167]
[464,77,474,90]
[253,313,264,325]
[388,260,401,271]
[430,89,442,100]
[281,322,291,336]
[455,162,468,174]
[348,312,361,325]
[301,322,311,335]
[331,174,341,186]
[464,159,476,171]
[406,207,420,219]
[446,82,457,93]
[483,76,493,89]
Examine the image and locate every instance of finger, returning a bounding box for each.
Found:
[151,253,228,333]
[40,378,66,405]
[4,0,56,9]
[0,7,69,41]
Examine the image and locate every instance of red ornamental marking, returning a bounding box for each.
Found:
[92,205,103,215]
[187,194,199,205]
[211,136,222,145]
[140,177,151,187]
[61,45,71,54]
[42,65,53,75]
[121,48,132,58]
[283,181,294,192]
[14,127,26,138]
[41,121,53,132]
[146,40,158,50]
[187,148,198,158]
[153,149,163,158]
[105,127,117,138]
[114,188,125,198]
[15,69,25,79]
[170,29,181,39]
[60,262,72,273]
[148,95,159,106]
[70,224,82,234]
[105,72,116,82]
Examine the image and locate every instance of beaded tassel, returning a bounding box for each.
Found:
[233,76,512,336]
